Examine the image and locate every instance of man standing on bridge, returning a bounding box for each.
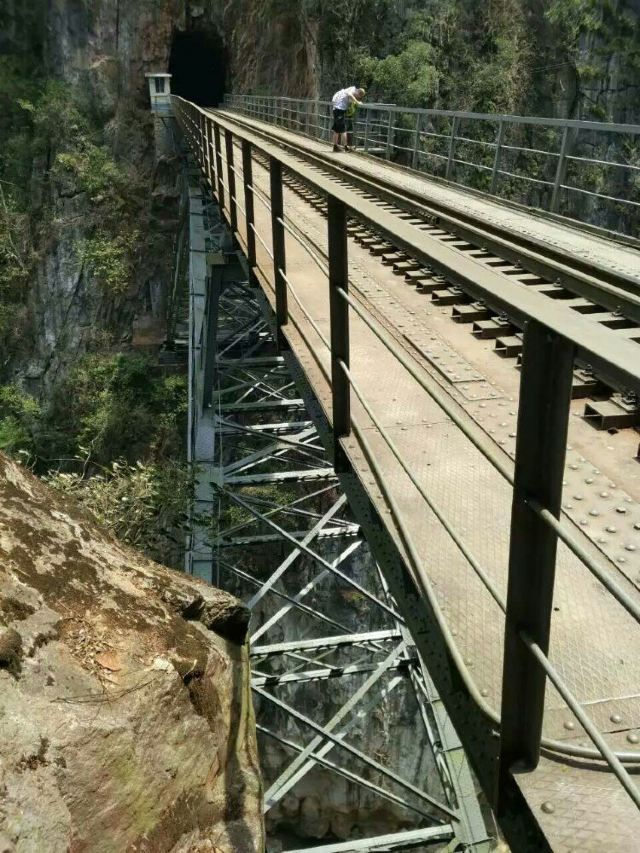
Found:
[331,86,366,152]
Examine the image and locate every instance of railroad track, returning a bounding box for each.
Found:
[217,110,640,437]
[172,98,640,851]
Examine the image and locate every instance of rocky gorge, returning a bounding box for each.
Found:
[1,0,640,848]
[0,452,264,851]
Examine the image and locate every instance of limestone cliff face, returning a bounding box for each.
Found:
[223,0,318,97]
[0,452,264,852]
[1,0,318,389]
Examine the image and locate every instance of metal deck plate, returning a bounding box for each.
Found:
[188,114,640,850]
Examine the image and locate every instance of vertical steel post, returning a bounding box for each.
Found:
[551,125,570,213]
[213,123,225,210]
[490,119,505,194]
[363,108,371,152]
[386,110,394,161]
[498,320,574,808]
[198,112,207,174]
[204,118,215,190]
[411,113,421,170]
[327,195,351,471]
[202,273,221,408]
[242,140,256,270]
[445,115,460,180]
[269,157,289,350]
[224,129,237,232]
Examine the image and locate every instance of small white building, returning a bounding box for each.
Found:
[145,73,173,115]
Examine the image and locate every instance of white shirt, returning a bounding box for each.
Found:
[332,86,357,110]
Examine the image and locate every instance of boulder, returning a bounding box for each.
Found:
[0,453,264,852]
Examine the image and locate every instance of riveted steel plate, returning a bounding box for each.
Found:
[516,732,640,852]
[236,132,640,850]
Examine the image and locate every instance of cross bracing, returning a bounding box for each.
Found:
[181,170,491,851]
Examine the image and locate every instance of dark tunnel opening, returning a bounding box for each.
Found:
[168,30,227,107]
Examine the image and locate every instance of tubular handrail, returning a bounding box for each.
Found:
[225,93,640,133]
[171,95,640,818]
[224,92,640,235]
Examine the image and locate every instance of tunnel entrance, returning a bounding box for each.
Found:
[169,30,227,106]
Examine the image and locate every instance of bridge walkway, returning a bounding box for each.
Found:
[174,98,640,851]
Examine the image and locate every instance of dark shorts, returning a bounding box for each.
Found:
[332,108,346,133]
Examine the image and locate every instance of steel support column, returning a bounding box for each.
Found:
[224,128,238,232]
[205,118,215,189]
[269,156,289,350]
[490,119,505,194]
[242,140,257,269]
[446,116,460,180]
[327,195,351,471]
[213,123,225,210]
[498,320,575,804]
[551,126,570,213]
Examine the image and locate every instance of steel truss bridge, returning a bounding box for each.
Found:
[169,94,640,852]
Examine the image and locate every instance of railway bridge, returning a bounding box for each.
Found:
[158,83,640,852]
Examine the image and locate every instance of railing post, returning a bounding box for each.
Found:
[445,115,460,180]
[242,139,256,271]
[411,113,421,170]
[224,129,237,232]
[386,110,394,161]
[213,123,225,210]
[498,320,574,809]
[198,112,207,174]
[205,118,215,190]
[551,125,570,213]
[269,157,289,350]
[363,108,371,152]
[327,195,350,471]
[490,119,505,194]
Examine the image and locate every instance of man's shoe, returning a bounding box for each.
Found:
[332,144,342,152]
[344,146,354,152]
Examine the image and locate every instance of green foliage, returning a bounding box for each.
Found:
[0,66,148,336]
[356,41,440,107]
[56,144,125,199]
[0,354,187,470]
[546,0,605,50]
[0,355,189,562]
[80,231,138,295]
[338,0,532,114]
[46,459,192,562]
[0,385,40,456]
[545,0,640,120]
[49,353,187,467]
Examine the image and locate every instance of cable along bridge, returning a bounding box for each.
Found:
[170,91,640,852]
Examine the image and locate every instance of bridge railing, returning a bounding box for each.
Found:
[172,94,640,824]
[223,93,640,237]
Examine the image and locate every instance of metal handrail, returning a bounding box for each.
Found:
[224,93,640,234]
[172,96,640,823]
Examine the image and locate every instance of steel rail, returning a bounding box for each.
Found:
[246,207,640,769]
[207,107,640,394]
[238,94,640,133]
[174,99,640,771]
[227,122,640,668]
[228,96,640,241]
[218,109,640,319]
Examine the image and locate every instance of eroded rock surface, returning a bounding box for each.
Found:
[0,453,264,852]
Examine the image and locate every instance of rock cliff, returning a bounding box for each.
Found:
[0,452,264,852]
